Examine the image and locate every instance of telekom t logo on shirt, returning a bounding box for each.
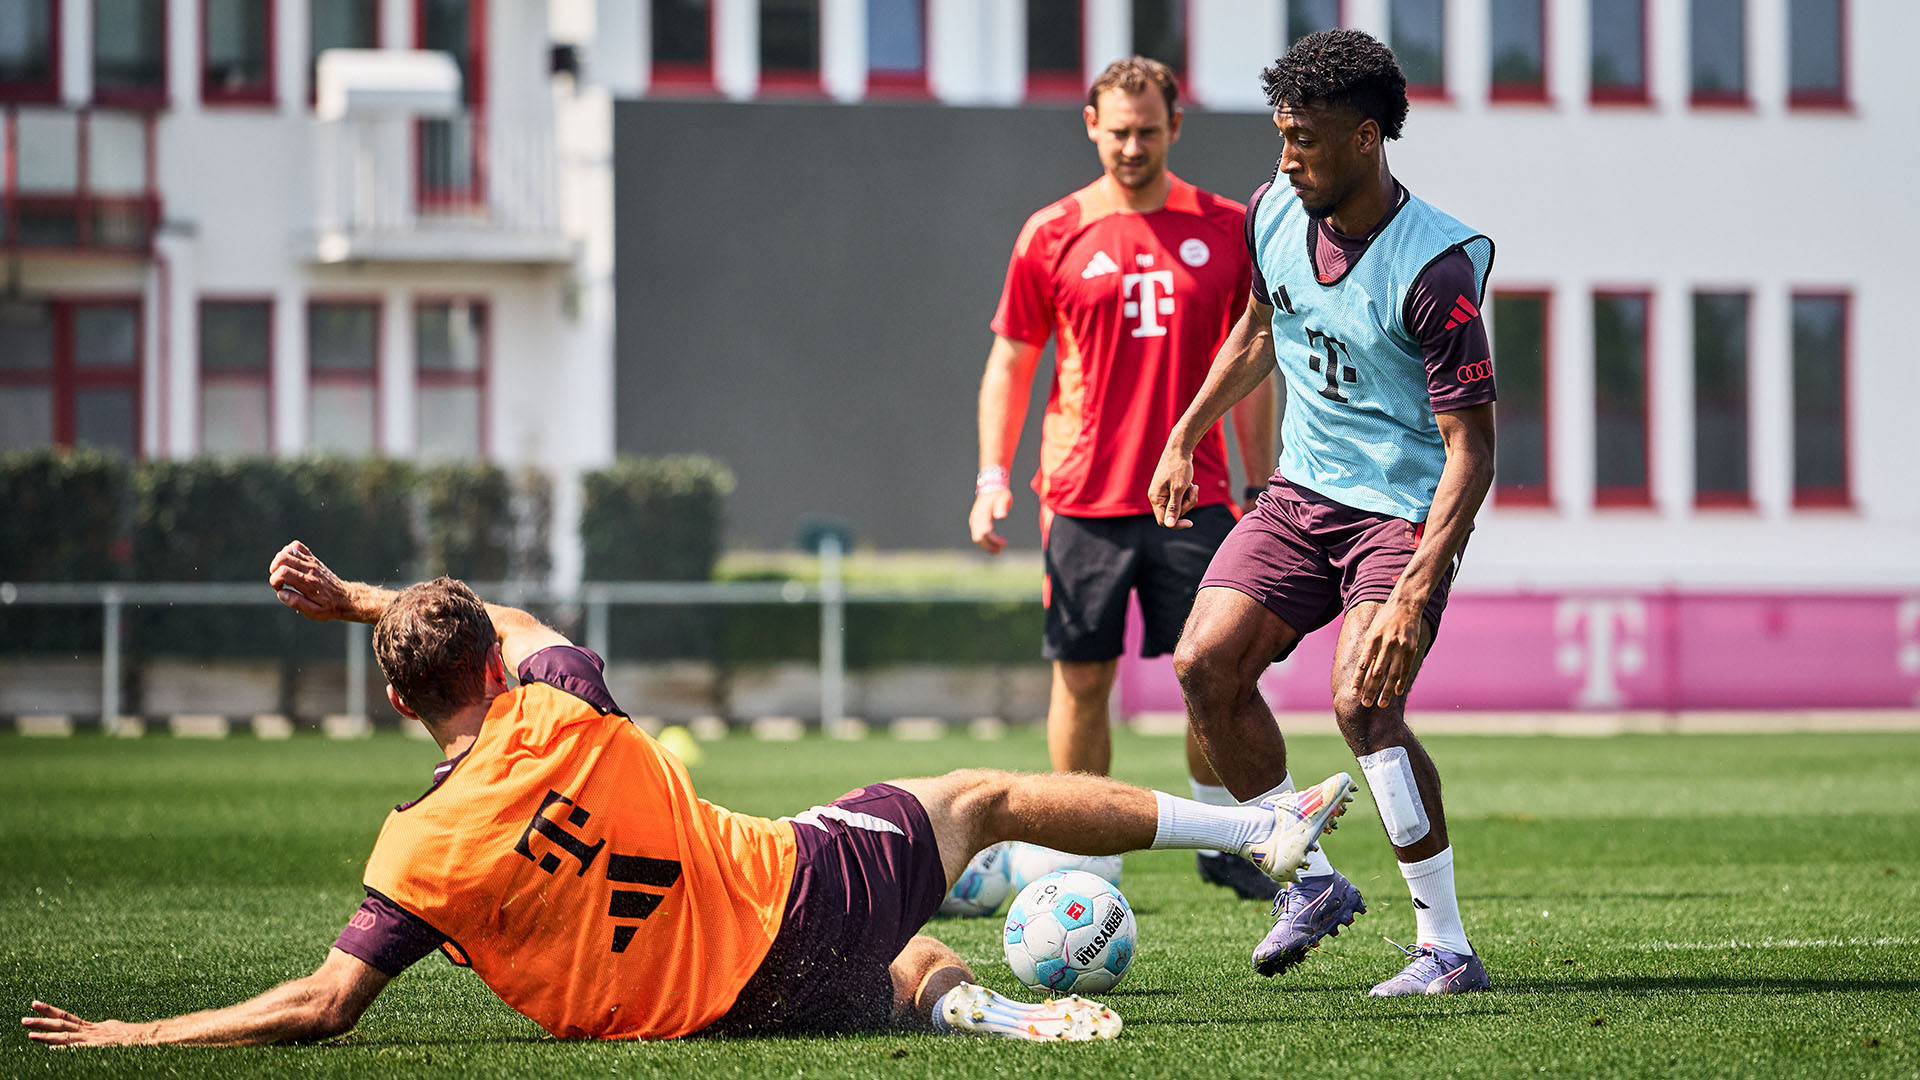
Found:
[1123,271,1175,338]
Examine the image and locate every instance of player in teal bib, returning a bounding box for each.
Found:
[1149,29,1500,999]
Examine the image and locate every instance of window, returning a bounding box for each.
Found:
[1288,0,1340,44]
[1131,0,1185,75]
[0,299,141,457]
[94,0,166,105]
[1791,293,1848,506]
[1026,0,1081,99]
[309,301,378,455]
[1589,0,1646,102]
[415,299,486,459]
[1692,291,1749,506]
[1593,292,1650,506]
[418,0,485,207]
[651,0,712,91]
[866,0,925,94]
[311,0,379,103]
[759,0,821,93]
[1388,0,1444,97]
[204,0,273,103]
[1788,0,1845,107]
[1489,0,1544,100]
[1690,0,1745,105]
[1491,292,1549,505]
[199,300,272,454]
[0,0,59,102]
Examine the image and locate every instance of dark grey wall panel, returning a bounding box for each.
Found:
[614,100,1279,549]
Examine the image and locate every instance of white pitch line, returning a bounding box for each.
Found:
[1628,936,1919,952]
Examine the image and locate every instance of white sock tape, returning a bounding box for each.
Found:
[1357,746,1430,847]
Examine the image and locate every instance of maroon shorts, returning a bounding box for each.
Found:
[702,783,948,1037]
[1200,479,1464,661]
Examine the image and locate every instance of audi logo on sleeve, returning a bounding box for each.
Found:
[1456,359,1493,382]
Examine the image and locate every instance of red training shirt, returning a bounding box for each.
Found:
[991,175,1252,517]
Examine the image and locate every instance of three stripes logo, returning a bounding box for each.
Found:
[515,789,685,954]
[1443,294,1480,330]
[1273,284,1296,315]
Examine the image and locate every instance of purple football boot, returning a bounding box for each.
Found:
[1251,869,1367,977]
[1367,941,1491,996]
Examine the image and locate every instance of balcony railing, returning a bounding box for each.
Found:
[309,112,571,264]
[1,106,161,255]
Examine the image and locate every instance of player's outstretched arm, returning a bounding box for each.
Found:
[970,334,1044,555]
[22,948,390,1048]
[1152,297,1277,527]
[267,540,571,674]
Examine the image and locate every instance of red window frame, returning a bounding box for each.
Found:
[758,0,825,97]
[1023,0,1083,102]
[196,296,274,454]
[1787,0,1849,110]
[1789,290,1851,509]
[413,0,487,209]
[0,0,62,104]
[649,0,716,94]
[1593,288,1653,509]
[1489,0,1548,103]
[1490,288,1552,507]
[1690,289,1752,510]
[201,0,276,105]
[412,295,489,458]
[91,0,170,109]
[1388,0,1447,101]
[0,297,145,455]
[864,0,929,98]
[307,297,382,454]
[1688,0,1749,109]
[1589,0,1649,105]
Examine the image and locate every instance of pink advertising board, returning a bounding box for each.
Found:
[1118,593,1920,713]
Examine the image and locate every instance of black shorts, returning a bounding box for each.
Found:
[701,784,948,1037]
[1043,505,1237,662]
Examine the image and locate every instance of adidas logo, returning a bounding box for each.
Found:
[1413,898,1431,910]
[1082,251,1120,279]
[1443,295,1480,330]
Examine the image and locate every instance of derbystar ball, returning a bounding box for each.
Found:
[938,842,1013,917]
[1002,869,1136,995]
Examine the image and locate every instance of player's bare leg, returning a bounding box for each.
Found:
[1047,659,1117,774]
[1330,601,1487,994]
[896,935,1124,1041]
[1172,586,1300,799]
[890,935,973,1030]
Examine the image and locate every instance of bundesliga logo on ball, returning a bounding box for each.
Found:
[1003,870,1136,995]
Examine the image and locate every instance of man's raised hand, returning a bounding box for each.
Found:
[267,541,352,622]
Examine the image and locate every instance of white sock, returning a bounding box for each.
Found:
[1241,773,1337,879]
[1399,846,1471,954]
[1189,780,1235,858]
[1150,791,1275,853]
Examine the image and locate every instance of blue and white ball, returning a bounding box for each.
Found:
[938,842,1013,917]
[1003,841,1123,893]
[1003,869,1137,995]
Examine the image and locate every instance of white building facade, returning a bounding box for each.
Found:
[1,0,616,585]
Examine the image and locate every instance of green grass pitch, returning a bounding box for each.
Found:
[4,727,1917,1079]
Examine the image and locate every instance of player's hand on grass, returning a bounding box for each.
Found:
[970,489,1013,555]
[1149,450,1199,529]
[268,540,353,621]
[22,1001,149,1047]
[1353,596,1427,708]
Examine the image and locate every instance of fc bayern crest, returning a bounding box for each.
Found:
[1179,238,1210,267]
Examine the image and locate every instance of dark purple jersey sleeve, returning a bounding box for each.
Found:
[1405,249,1497,412]
[1244,180,1275,307]
[516,644,625,716]
[334,889,449,976]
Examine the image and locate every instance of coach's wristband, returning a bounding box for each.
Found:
[1244,485,1266,501]
[976,466,1011,494]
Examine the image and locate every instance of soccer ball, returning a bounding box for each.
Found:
[1003,869,1137,995]
[1003,841,1123,892]
[938,842,1013,917]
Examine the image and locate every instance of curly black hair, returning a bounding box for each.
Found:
[1260,28,1409,141]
